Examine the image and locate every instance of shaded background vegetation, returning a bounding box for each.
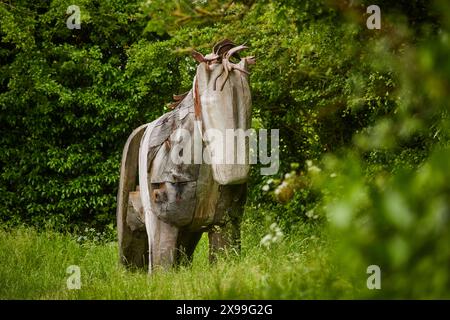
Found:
[1,0,449,298]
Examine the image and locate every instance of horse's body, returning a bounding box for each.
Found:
[117,40,254,272]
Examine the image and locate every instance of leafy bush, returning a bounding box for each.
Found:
[310,2,450,297]
[0,0,174,229]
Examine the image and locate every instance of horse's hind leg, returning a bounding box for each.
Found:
[176,231,203,265]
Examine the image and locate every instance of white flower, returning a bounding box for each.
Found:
[273,232,283,242]
[260,234,272,247]
[261,223,283,247]
[262,185,270,192]
[306,209,314,218]
[308,165,321,173]
[306,160,321,173]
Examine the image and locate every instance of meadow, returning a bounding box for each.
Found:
[0,211,356,300]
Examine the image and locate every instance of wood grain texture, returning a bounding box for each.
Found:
[196,60,252,184]
[116,123,149,268]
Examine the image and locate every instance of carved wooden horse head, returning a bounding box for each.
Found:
[191,39,255,184]
[117,40,254,273]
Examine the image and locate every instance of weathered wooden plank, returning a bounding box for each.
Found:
[149,93,194,149]
[149,112,200,183]
[116,123,149,268]
[126,190,145,232]
[188,164,219,231]
[152,181,198,227]
[138,121,156,272]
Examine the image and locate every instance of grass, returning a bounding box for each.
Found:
[0,215,357,299]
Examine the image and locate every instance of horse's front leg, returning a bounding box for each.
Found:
[208,184,247,262]
[145,210,179,273]
[208,217,242,262]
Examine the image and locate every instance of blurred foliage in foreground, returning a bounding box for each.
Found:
[261,0,450,297]
[0,0,449,298]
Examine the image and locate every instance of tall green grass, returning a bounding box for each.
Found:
[0,216,356,300]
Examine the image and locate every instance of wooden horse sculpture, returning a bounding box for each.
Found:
[116,40,255,273]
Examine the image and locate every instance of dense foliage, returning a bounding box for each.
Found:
[1,0,449,298]
[0,0,169,229]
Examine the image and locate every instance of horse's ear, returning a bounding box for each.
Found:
[191,50,205,63]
